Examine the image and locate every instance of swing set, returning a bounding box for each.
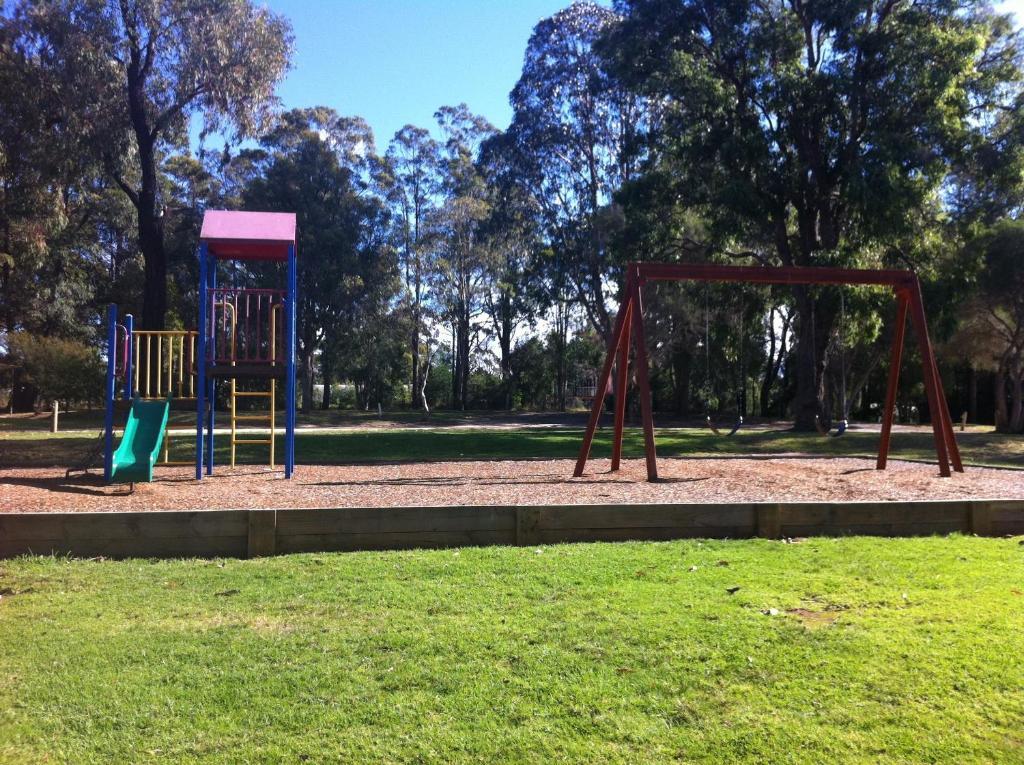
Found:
[573,262,963,482]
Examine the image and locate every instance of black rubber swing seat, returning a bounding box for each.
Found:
[706,415,743,437]
[814,415,848,437]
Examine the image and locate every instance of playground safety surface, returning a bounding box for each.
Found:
[2,457,1023,513]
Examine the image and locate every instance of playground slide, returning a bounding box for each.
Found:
[110,396,171,484]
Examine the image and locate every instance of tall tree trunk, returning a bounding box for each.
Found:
[137,189,166,331]
[125,48,166,332]
[556,302,569,411]
[450,322,459,409]
[500,295,513,410]
[419,346,433,416]
[460,304,471,410]
[410,308,419,410]
[321,352,332,410]
[300,345,314,415]
[671,345,690,415]
[10,368,37,413]
[967,364,978,423]
[760,306,790,418]
[1010,368,1024,433]
[994,368,1009,432]
[792,287,832,430]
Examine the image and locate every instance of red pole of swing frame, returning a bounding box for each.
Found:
[876,290,909,471]
[573,279,635,478]
[929,336,964,472]
[905,278,952,477]
[610,300,633,472]
[629,267,659,481]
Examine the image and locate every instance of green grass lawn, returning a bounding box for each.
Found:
[1,537,1022,763]
[3,422,1023,470]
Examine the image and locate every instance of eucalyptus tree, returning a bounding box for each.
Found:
[431,104,497,410]
[604,0,1024,429]
[478,131,542,409]
[382,126,441,405]
[507,1,650,343]
[242,108,393,413]
[12,0,293,330]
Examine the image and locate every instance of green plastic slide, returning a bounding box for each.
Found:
[109,396,171,484]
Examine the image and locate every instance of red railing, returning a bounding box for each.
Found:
[208,288,285,365]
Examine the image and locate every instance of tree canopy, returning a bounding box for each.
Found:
[2,0,1023,429]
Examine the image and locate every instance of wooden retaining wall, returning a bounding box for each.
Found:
[1,500,1022,560]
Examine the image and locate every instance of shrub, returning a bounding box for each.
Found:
[6,333,105,409]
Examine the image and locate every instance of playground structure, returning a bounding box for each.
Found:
[102,210,297,483]
[574,262,964,482]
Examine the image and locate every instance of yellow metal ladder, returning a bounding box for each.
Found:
[230,380,277,468]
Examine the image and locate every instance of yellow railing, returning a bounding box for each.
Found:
[132,330,198,400]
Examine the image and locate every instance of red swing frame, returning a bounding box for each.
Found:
[573,262,964,481]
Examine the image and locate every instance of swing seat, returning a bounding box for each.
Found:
[706,415,742,437]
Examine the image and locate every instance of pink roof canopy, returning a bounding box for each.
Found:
[199,210,296,261]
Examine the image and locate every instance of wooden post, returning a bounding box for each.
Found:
[515,506,541,546]
[51,400,59,433]
[756,504,781,539]
[877,291,909,470]
[247,509,277,558]
[906,280,951,477]
[970,502,992,536]
[610,302,633,472]
[573,281,635,478]
[630,269,658,482]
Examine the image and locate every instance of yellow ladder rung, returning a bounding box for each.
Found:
[234,391,273,398]
[233,439,273,445]
[232,414,274,421]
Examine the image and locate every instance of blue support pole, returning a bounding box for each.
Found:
[123,314,134,400]
[206,264,217,475]
[196,244,208,480]
[103,304,118,482]
[206,376,215,475]
[285,243,297,478]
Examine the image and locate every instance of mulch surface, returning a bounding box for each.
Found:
[2,457,1022,513]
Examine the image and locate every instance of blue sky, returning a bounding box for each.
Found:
[209,0,587,150]
[193,0,1023,153]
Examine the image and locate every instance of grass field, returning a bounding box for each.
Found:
[1,536,1022,763]
[3,420,1023,470]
